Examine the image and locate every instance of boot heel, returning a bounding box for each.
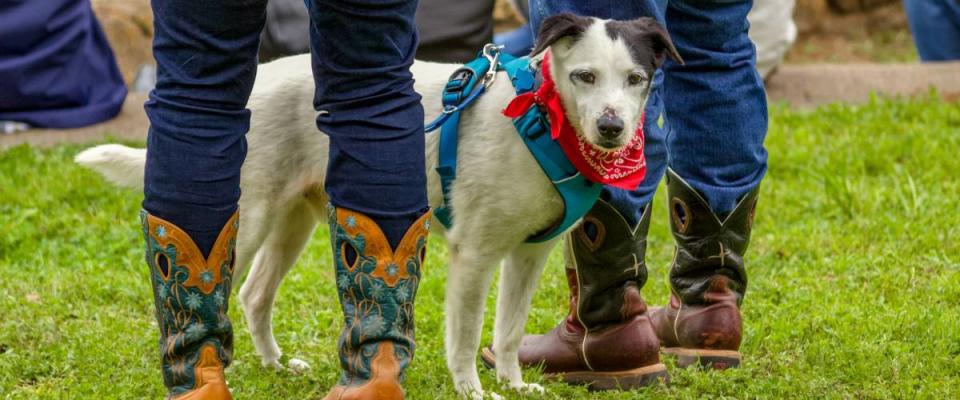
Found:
[560,363,669,391]
[662,347,741,370]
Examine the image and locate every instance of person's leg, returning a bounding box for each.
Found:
[484,0,672,390]
[495,22,536,57]
[904,0,960,61]
[648,0,766,369]
[748,0,796,79]
[142,0,266,397]
[307,0,431,398]
[662,1,766,215]
[309,0,427,249]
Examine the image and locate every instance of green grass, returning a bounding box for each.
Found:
[2,94,959,399]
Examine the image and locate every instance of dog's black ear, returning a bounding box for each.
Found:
[530,13,594,56]
[607,17,684,67]
[638,18,683,66]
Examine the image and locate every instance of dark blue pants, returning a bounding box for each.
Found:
[530,0,768,225]
[144,0,426,254]
[904,0,960,61]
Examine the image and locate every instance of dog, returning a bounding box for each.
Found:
[77,13,679,399]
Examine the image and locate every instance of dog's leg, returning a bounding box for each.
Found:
[445,242,504,400]
[232,205,271,282]
[492,240,555,395]
[238,202,317,372]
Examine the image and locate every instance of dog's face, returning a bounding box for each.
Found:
[532,14,682,151]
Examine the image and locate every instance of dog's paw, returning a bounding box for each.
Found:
[287,358,311,373]
[507,382,544,395]
[262,358,285,371]
[457,385,503,400]
[465,390,503,400]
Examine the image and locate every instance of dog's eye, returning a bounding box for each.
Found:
[628,73,646,85]
[572,70,596,84]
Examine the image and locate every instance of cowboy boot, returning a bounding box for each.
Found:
[649,169,759,370]
[323,206,432,400]
[142,210,238,400]
[481,200,668,390]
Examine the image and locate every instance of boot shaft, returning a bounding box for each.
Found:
[141,210,237,397]
[568,200,652,330]
[327,205,431,390]
[665,169,758,306]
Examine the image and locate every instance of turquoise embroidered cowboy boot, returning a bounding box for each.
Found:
[142,210,238,400]
[323,206,432,400]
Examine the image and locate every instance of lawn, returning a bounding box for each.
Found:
[1,94,959,399]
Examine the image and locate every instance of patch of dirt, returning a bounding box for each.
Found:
[494,0,525,32]
[92,0,153,85]
[490,0,917,63]
[789,0,916,63]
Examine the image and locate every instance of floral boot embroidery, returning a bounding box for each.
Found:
[142,210,237,398]
[325,205,431,398]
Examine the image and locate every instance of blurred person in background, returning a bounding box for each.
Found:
[494,0,796,80]
[259,0,495,63]
[750,0,796,79]
[258,0,794,76]
[0,0,127,131]
[904,0,960,61]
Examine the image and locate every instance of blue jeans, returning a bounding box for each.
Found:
[530,0,768,225]
[904,0,960,61]
[494,22,535,57]
[144,0,426,253]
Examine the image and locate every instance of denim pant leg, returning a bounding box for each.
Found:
[144,0,267,255]
[308,0,427,248]
[904,0,960,61]
[664,0,767,215]
[529,0,669,227]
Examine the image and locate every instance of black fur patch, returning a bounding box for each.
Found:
[530,13,594,56]
[604,18,683,69]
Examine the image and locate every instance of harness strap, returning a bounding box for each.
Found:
[501,57,602,242]
[429,55,493,227]
[427,48,601,242]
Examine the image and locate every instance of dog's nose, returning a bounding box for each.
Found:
[597,114,625,139]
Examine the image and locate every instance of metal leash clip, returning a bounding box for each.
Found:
[481,43,504,89]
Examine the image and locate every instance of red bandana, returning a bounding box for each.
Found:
[501,52,647,191]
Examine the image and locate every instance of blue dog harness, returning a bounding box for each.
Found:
[425,45,601,243]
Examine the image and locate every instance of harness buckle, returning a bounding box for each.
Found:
[443,68,475,104]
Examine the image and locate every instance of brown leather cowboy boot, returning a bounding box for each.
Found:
[649,169,759,370]
[142,211,238,400]
[323,206,432,400]
[480,200,668,390]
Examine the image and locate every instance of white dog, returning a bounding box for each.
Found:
[77,14,679,399]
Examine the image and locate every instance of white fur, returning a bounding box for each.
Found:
[552,22,653,151]
[76,18,649,398]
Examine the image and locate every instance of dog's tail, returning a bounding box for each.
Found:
[75,144,146,190]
